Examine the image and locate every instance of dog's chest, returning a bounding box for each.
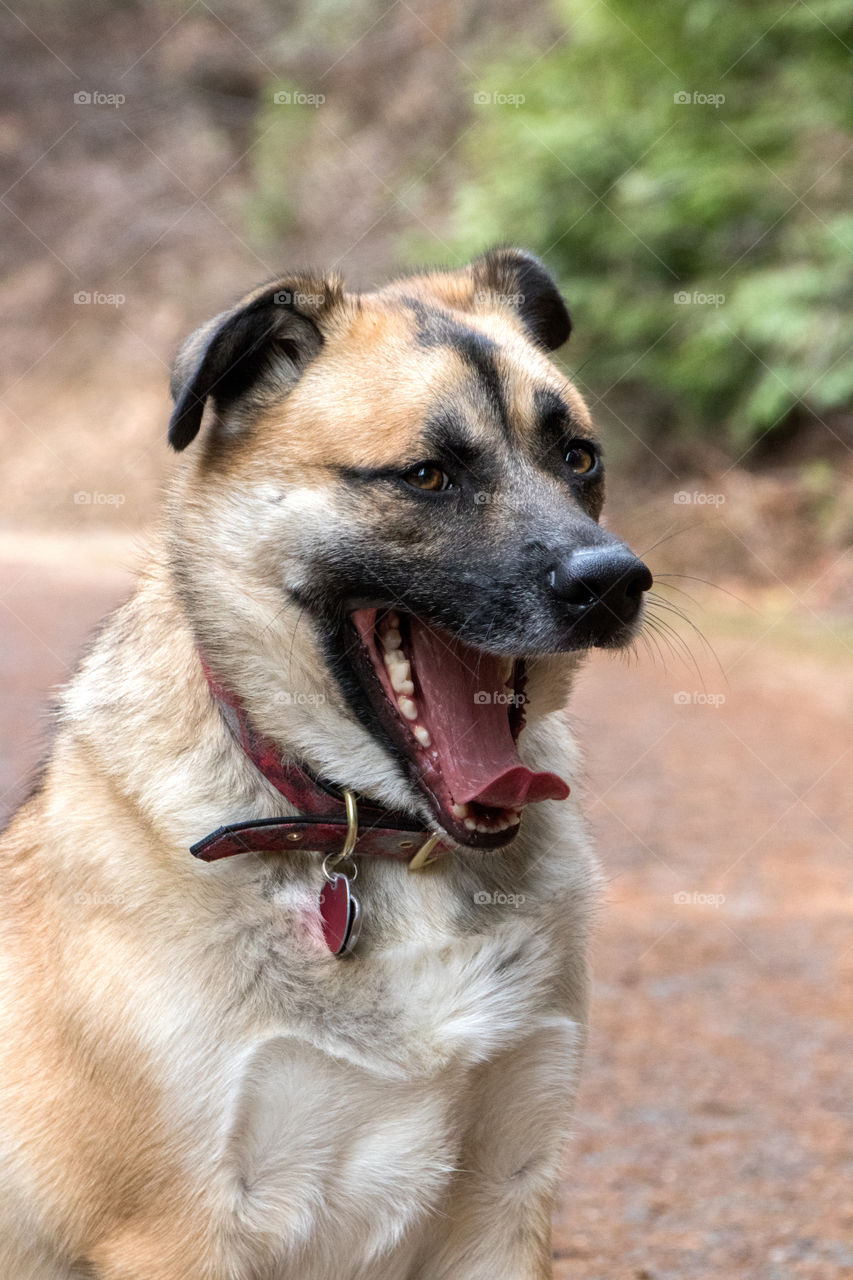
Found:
[221,1037,460,1278]
[188,888,563,1278]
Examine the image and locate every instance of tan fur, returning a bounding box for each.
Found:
[0,256,603,1279]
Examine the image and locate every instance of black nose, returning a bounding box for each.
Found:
[548,546,652,638]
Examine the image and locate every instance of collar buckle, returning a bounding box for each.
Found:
[407,831,442,872]
[324,787,442,874]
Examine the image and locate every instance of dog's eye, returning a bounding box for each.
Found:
[402,463,454,492]
[564,440,598,477]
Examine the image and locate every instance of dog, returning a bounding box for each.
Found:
[0,248,651,1279]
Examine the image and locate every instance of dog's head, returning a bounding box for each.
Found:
[166,248,651,847]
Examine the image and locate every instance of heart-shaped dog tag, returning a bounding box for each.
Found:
[319,873,361,956]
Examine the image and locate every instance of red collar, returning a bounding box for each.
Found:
[191,659,446,870]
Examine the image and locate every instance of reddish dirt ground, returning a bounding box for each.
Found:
[1,542,851,1279]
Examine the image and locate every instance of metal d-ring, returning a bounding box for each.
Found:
[322,787,360,881]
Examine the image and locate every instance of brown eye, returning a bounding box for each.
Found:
[403,463,453,492]
[565,440,598,477]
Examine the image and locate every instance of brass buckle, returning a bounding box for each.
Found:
[407,832,442,873]
[329,787,441,873]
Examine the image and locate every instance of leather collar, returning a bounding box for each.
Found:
[191,658,446,869]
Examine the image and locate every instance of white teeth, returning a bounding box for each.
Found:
[379,634,423,729]
[384,649,414,695]
[385,610,399,629]
[455,805,522,833]
[500,659,515,687]
[390,671,413,694]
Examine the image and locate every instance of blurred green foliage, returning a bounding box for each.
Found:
[431,0,853,455]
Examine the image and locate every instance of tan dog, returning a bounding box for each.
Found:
[0,249,651,1279]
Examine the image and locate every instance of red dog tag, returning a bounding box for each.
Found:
[319,873,361,956]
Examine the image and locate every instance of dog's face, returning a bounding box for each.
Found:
[167,249,651,848]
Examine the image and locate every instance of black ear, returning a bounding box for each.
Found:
[471,247,571,351]
[168,276,342,451]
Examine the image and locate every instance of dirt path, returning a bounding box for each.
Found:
[1,541,851,1279]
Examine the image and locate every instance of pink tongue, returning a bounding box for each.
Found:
[407,622,569,810]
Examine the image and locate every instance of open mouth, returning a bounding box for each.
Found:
[348,609,570,848]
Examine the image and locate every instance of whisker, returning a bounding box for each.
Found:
[644,612,698,676]
[635,614,681,675]
[650,579,703,607]
[648,612,704,680]
[630,622,666,670]
[644,593,727,685]
[639,519,710,559]
[654,572,759,613]
[286,604,308,687]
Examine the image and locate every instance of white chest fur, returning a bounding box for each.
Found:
[168,863,588,1280]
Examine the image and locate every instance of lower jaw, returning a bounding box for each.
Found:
[409,778,523,849]
[341,611,528,850]
[385,727,528,852]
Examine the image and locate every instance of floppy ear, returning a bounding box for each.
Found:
[471,247,571,351]
[168,275,343,451]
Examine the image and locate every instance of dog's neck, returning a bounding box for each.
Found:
[193,651,445,869]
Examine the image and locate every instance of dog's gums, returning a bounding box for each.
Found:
[349,608,570,847]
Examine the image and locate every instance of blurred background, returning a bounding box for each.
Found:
[1,2,852,1276]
